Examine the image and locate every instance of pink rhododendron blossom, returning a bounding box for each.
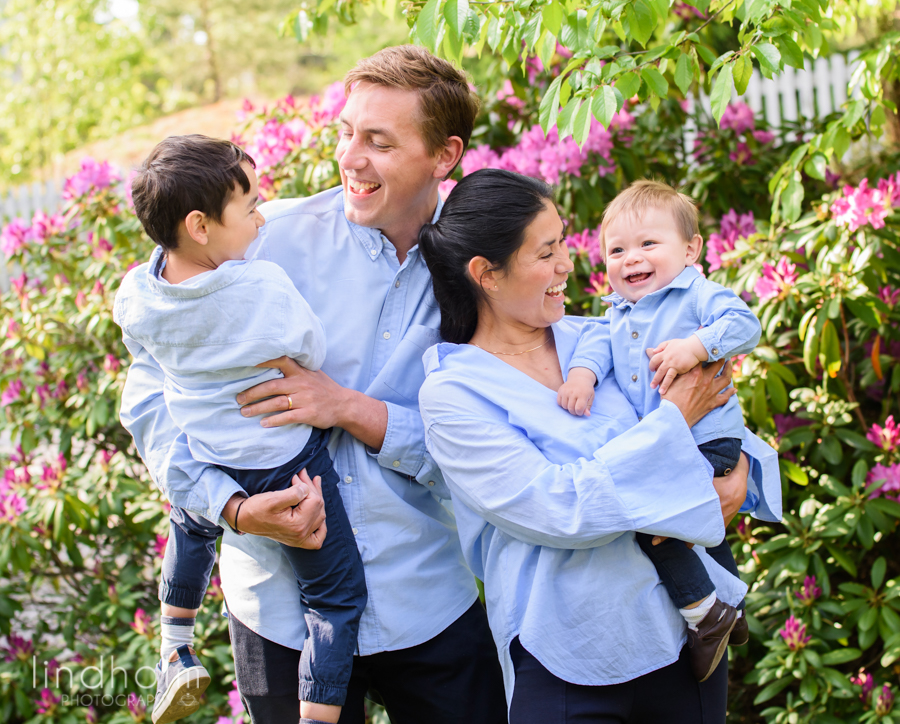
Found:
[62,158,120,200]
[35,688,60,715]
[778,615,811,650]
[30,210,66,242]
[92,280,105,295]
[229,681,245,717]
[867,463,900,501]
[35,384,50,407]
[567,225,603,266]
[496,80,525,109]
[879,286,900,307]
[867,415,900,451]
[438,179,457,201]
[729,142,754,165]
[831,176,899,232]
[1,380,24,406]
[1,218,32,256]
[2,633,34,661]
[6,319,20,339]
[878,172,900,208]
[0,481,27,522]
[154,535,168,558]
[587,271,610,297]
[673,1,706,19]
[208,575,224,599]
[104,354,121,374]
[719,102,756,135]
[461,145,501,176]
[309,82,347,126]
[76,370,89,392]
[130,609,154,637]
[127,691,147,719]
[851,669,875,702]
[706,210,756,270]
[877,685,895,715]
[774,414,806,436]
[11,273,28,297]
[754,257,797,301]
[794,576,822,605]
[752,130,775,145]
[75,290,87,310]
[86,706,100,724]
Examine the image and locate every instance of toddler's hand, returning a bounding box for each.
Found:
[557,367,598,416]
[646,336,708,395]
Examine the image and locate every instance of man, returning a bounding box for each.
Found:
[120,45,508,724]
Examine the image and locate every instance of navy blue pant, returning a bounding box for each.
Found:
[636,437,744,610]
[508,637,727,723]
[227,601,507,724]
[160,429,367,706]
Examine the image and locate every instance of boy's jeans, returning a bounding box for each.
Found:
[636,437,745,610]
[159,429,368,707]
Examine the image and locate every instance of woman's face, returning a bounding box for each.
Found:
[489,202,573,328]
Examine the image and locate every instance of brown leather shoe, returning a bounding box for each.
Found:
[686,599,738,682]
[729,613,749,646]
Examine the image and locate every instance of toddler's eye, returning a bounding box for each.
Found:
[642,240,656,247]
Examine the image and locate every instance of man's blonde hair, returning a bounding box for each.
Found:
[344,45,480,173]
[600,179,700,256]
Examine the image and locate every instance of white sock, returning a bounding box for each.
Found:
[160,616,195,666]
[679,592,717,631]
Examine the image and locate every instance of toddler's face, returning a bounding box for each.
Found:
[603,206,702,303]
[206,161,265,264]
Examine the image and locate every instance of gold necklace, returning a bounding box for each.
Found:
[470,332,550,356]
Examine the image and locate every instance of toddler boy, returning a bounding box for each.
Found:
[557,179,761,682]
[114,135,366,724]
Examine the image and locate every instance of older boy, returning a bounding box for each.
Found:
[557,180,762,683]
[115,136,366,724]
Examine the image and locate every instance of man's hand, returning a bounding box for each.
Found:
[557,367,598,416]
[646,335,709,395]
[222,469,326,549]
[236,356,388,450]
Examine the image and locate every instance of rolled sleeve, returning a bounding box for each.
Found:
[373,401,426,475]
[568,317,613,382]
[694,284,762,361]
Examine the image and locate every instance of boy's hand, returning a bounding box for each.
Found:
[557,367,598,416]
[646,335,709,395]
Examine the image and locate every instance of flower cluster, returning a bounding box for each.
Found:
[706,209,757,271]
[831,173,900,232]
[0,473,27,522]
[694,102,775,166]
[867,415,900,452]
[130,609,154,638]
[567,224,604,267]
[755,257,799,302]
[852,668,875,702]
[2,632,34,662]
[215,681,246,724]
[794,576,822,605]
[866,462,900,500]
[62,158,121,201]
[35,688,61,715]
[876,684,895,715]
[778,614,811,650]
[0,210,67,257]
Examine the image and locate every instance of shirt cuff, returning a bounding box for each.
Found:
[371,401,426,477]
[183,465,246,525]
[694,328,726,361]
[567,356,606,384]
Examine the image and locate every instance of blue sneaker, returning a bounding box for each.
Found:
[151,645,211,724]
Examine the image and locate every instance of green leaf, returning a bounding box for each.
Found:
[521,12,543,49]
[710,64,734,125]
[842,99,867,129]
[781,459,809,486]
[443,0,469,38]
[541,1,564,35]
[872,557,887,589]
[803,153,827,180]
[537,30,557,70]
[572,98,592,147]
[591,85,618,128]
[733,54,753,95]
[751,378,768,427]
[778,35,805,69]
[696,44,716,65]
[486,14,504,51]
[821,318,841,378]
[754,677,792,704]
[557,97,580,140]
[641,66,668,98]
[821,648,862,665]
[766,373,787,413]
[615,72,642,101]
[539,74,564,135]
[629,0,656,47]
[782,172,804,223]
[751,43,782,73]
[674,53,694,96]
[418,0,443,51]
[560,9,589,52]
[834,428,877,451]
[825,542,858,577]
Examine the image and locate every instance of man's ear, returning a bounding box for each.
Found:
[183,210,210,246]
[434,136,465,181]
[467,256,499,293]
[685,234,703,266]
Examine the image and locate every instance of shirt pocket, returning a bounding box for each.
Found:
[370,324,442,405]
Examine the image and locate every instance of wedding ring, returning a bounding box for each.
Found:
[286,395,293,410]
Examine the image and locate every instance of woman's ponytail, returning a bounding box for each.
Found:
[418,169,554,343]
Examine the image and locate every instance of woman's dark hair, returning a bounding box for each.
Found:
[418,168,554,344]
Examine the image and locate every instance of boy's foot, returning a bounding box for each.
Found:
[729,613,749,646]
[151,645,211,724]
[686,599,737,682]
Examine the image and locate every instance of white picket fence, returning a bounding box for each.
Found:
[0,179,63,225]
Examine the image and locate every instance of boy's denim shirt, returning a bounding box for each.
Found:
[114,247,326,469]
[569,266,762,445]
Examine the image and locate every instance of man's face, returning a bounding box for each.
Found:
[336,83,444,239]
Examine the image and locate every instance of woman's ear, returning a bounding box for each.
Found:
[184,210,210,246]
[685,234,703,266]
[467,256,499,293]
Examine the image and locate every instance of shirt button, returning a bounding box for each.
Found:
[352,528,359,535]
[638,415,643,421]
[370,249,377,256]
[383,331,391,340]
[631,374,638,382]
[393,460,401,468]
[712,347,719,356]
[632,331,639,339]
[395,280,401,288]
[428,481,435,486]
[344,475,353,484]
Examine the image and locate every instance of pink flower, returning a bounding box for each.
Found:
[76,370,89,392]
[438,179,458,201]
[207,575,224,599]
[0,485,27,522]
[92,280,105,296]
[729,142,754,165]
[89,233,113,258]
[35,688,60,715]
[154,535,168,558]
[831,178,893,232]
[11,273,28,297]
[497,80,525,110]
[754,257,798,301]
[673,1,707,19]
[130,609,154,638]
[877,171,900,208]
[309,82,347,126]
[867,463,900,501]
[75,290,87,310]
[228,681,245,717]
[2,633,34,662]
[706,210,756,270]
[62,158,121,200]
[778,614,811,650]
[86,705,100,724]
[5,319,20,339]
[127,691,147,720]
[752,130,775,145]
[1,218,32,256]
[794,576,822,605]
[876,684,895,715]
[774,414,806,436]
[587,271,610,297]
[868,416,900,452]
[30,211,66,242]
[719,102,756,134]
[1,380,24,407]
[879,286,900,307]
[851,669,875,702]
[567,225,603,266]
[104,354,121,374]
[461,145,501,176]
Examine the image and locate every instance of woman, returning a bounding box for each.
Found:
[417,169,778,722]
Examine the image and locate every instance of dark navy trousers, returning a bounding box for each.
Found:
[159,429,367,706]
[636,437,744,610]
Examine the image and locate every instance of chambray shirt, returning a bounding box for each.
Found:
[114,252,324,469]
[119,186,479,654]
[419,316,781,699]
[570,266,762,445]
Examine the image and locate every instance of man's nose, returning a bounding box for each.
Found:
[338,135,366,170]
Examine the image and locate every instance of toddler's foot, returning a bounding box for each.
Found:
[729,610,749,646]
[686,599,737,682]
[151,645,211,724]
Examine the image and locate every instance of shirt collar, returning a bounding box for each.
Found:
[341,190,443,262]
[602,266,700,309]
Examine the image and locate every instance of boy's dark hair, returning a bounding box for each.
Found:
[131,135,256,251]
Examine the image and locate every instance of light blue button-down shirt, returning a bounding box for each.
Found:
[419,316,780,699]
[119,186,479,654]
[569,266,762,445]
[114,252,324,469]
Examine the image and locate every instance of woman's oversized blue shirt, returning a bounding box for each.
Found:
[419,316,779,698]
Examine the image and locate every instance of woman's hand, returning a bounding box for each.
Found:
[713,452,749,526]
[660,359,735,428]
